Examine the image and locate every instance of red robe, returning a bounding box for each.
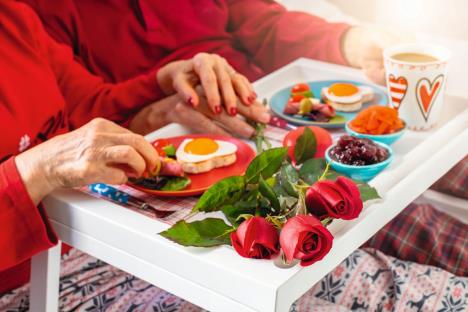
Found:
[22,0,351,84]
[0,2,163,293]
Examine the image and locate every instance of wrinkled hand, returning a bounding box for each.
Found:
[157,53,256,115]
[129,92,271,139]
[342,26,402,85]
[15,118,158,204]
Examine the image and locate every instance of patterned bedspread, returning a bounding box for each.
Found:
[1,246,467,312]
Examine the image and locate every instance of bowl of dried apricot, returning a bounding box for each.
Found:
[345,106,406,145]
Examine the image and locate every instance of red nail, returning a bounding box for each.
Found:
[229,107,237,116]
[215,105,222,114]
[187,97,194,107]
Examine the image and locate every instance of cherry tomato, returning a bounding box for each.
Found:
[291,94,305,102]
[282,126,333,164]
[291,83,310,93]
[153,139,171,157]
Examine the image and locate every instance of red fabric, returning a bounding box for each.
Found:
[21,0,350,84]
[431,156,468,199]
[0,2,162,293]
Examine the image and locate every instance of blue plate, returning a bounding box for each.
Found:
[270,80,388,128]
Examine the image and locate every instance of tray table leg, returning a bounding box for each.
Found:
[30,242,62,312]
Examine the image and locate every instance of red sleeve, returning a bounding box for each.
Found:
[227,0,351,73]
[46,34,163,128]
[20,0,78,51]
[0,157,58,271]
[29,7,164,128]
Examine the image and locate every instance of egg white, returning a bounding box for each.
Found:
[322,86,363,104]
[176,139,238,163]
[358,86,374,102]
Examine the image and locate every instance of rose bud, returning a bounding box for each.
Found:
[231,217,279,259]
[280,215,333,266]
[305,176,363,220]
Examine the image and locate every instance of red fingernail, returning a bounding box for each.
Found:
[187,97,194,107]
[248,95,255,104]
[229,107,237,116]
[215,105,222,114]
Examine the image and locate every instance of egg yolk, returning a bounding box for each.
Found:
[328,83,359,97]
[184,138,219,155]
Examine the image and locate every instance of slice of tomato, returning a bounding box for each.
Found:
[291,83,310,93]
[282,126,333,164]
[153,139,171,157]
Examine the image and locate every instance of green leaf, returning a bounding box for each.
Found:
[357,183,381,202]
[279,163,299,196]
[161,176,191,191]
[299,158,327,184]
[193,176,245,212]
[294,127,317,165]
[162,144,176,157]
[325,170,341,181]
[245,147,288,184]
[328,115,347,124]
[278,195,298,210]
[160,218,233,247]
[221,204,256,227]
[299,158,341,184]
[251,122,272,154]
[259,176,281,212]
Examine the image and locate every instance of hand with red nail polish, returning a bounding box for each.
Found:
[156,53,256,115]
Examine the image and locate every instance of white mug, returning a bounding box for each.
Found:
[384,43,451,130]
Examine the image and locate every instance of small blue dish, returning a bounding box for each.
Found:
[344,120,406,146]
[325,142,394,182]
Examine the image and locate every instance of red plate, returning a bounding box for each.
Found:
[128,134,256,197]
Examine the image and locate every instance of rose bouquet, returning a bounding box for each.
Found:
[160,128,380,267]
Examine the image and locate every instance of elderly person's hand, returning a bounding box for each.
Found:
[157,53,256,115]
[129,92,271,139]
[342,26,402,85]
[15,118,158,205]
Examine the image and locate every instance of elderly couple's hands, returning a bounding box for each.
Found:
[151,53,268,138]
[129,92,270,138]
[157,53,256,115]
[15,118,158,204]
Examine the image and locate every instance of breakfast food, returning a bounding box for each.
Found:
[153,139,176,157]
[176,138,238,174]
[283,83,336,122]
[291,83,314,99]
[329,135,389,166]
[131,157,190,191]
[349,106,404,135]
[322,83,374,112]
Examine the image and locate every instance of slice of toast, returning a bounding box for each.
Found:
[179,153,237,174]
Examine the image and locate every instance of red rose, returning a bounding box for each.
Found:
[305,176,363,220]
[231,217,279,259]
[280,215,333,266]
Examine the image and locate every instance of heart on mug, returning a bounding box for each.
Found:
[416,75,444,121]
[388,75,408,109]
